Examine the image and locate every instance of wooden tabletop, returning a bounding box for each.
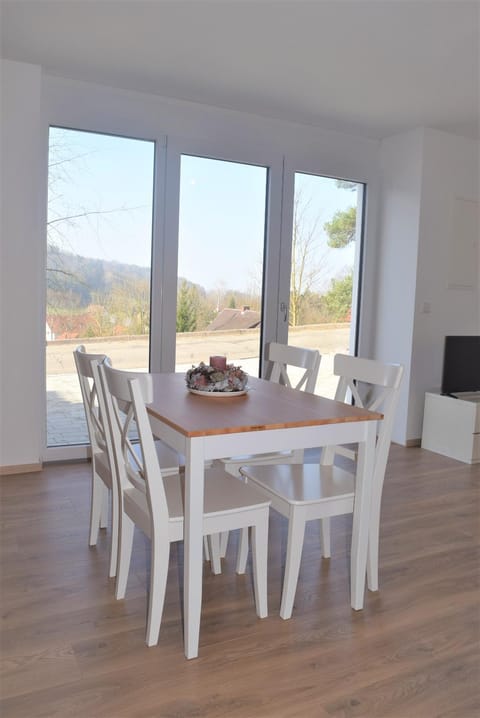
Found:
[148,373,382,438]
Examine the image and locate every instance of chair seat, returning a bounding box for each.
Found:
[125,464,270,528]
[240,463,355,506]
[93,440,180,497]
[202,466,271,516]
[93,449,112,486]
[240,462,356,620]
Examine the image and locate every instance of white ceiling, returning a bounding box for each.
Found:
[1,0,479,140]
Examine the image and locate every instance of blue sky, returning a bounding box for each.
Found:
[48,127,358,294]
[48,127,155,266]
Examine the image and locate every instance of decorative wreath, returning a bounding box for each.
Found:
[186,362,248,393]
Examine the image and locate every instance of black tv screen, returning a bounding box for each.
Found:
[441,335,480,396]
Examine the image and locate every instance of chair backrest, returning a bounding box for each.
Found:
[73,344,109,454]
[96,361,170,526]
[265,342,321,393]
[329,353,404,482]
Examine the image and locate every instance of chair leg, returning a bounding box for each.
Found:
[250,513,269,618]
[146,538,170,647]
[208,534,222,575]
[235,527,250,574]
[108,487,119,579]
[89,473,104,546]
[115,513,135,600]
[202,535,223,569]
[350,424,376,610]
[219,531,229,558]
[100,484,109,529]
[367,487,382,592]
[280,509,306,620]
[203,536,210,561]
[367,525,379,593]
[320,517,331,558]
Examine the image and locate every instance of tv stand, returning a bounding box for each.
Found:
[421,392,480,464]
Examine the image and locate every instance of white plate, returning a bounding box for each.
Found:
[188,387,249,398]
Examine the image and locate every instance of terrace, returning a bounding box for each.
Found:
[46,324,349,447]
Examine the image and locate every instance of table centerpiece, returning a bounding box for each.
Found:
[186,358,248,394]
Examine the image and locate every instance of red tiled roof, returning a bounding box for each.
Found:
[206,308,261,331]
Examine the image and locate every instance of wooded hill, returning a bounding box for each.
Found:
[47,246,151,310]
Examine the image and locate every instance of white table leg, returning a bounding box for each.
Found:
[350,420,377,610]
[183,437,205,659]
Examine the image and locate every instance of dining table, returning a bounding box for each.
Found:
[147,372,382,659]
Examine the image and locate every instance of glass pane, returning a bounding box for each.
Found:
[176,155,267,379]
[289,173,364,397]
[46,127,155,447]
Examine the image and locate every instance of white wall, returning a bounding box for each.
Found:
[1,60,45,469]
[2,60,478,465]
[377,128,479,444]
[43,74,379,179]
[410,129,479,439]
[375,129,424,443]
[1,60,381,468]
[0,61,480,466]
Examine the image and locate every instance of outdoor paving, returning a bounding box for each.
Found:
[47,327,349,447]
[47,355,339,447]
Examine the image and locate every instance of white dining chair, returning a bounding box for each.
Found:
[239,353,404,619]
[74,345,180,579]
[73,345,117,576]
[221,342,322,477]
[97,360,271,647]
[219,341,321,561]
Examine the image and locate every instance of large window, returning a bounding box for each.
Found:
[44,127,366,456]
[46,127,155,449]
[176,155,268,376]
[285,173,365,397]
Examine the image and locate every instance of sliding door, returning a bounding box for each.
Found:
[175,155,269,377]
[279,171,366,397]
[44,125,367,458]
[155,139,283,380]
[45,127,156,455]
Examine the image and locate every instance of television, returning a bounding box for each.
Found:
[441,335,480,396]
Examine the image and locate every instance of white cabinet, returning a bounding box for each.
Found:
[421,392,480,464]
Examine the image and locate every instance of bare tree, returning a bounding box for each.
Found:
[290,189,334,326]
[46,129,150,338]
[47,136,142,288]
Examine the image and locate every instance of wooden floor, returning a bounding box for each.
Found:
[1,446,479,717]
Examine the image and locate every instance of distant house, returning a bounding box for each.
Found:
[46,312,95,340]
[45,322,55,341]
[206,306,261,332]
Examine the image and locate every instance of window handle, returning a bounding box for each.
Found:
[280,302,288,322]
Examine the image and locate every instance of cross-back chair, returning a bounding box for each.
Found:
[219,342,321,560]
[96,360,271,647]
[220,342,322,562]
[239,353,404,619]
[74,345,117,576]
[75,345,181,579]
[222,342,321,475]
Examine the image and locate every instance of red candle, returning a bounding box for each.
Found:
[209,355,227,370]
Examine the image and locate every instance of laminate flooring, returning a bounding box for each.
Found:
[1,446,479,717]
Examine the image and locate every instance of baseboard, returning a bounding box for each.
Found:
[391,439,422,448]
[0,462,43,476]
